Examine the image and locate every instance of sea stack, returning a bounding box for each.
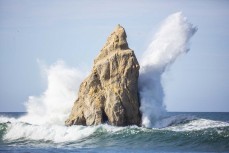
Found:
[65,25,141,126]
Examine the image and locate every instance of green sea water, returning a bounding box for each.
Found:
[0,112,228,153]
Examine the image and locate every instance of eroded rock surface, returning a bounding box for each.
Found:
[65,25,141,126]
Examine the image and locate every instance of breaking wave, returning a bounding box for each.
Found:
[3,12,225,152]
[0,116,229,152]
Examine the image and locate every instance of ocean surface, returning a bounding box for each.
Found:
[0,112,228,153]
[0,12,207,153]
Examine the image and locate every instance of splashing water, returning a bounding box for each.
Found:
[13,12,196,128]
[1,12,229,153]
[139,12,197,128]
[19,61,85,125]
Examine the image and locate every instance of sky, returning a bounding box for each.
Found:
[0,0,229,112]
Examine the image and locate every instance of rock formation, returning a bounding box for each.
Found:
[65,25,141,126]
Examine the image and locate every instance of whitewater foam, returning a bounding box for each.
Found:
[166,118,229,132]
[0,116,18,123]
[153,114,197,128]
[3,123,96,143]
[2,122,129,143]
[139,12,197,128]
[2,117,229,143]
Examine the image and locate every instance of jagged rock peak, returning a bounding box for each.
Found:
[94,24,129,65]
[104,24,128,50]
[65,25,141,127]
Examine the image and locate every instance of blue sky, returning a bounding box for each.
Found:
[0,0,229,112]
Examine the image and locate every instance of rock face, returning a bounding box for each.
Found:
[65,25,141,126]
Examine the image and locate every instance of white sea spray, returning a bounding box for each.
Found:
[139,12,197,128]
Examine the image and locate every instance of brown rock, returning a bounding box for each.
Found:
[65,25,141,126]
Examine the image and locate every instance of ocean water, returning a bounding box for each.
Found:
[0,12,225,153]
[0,112,228,153]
